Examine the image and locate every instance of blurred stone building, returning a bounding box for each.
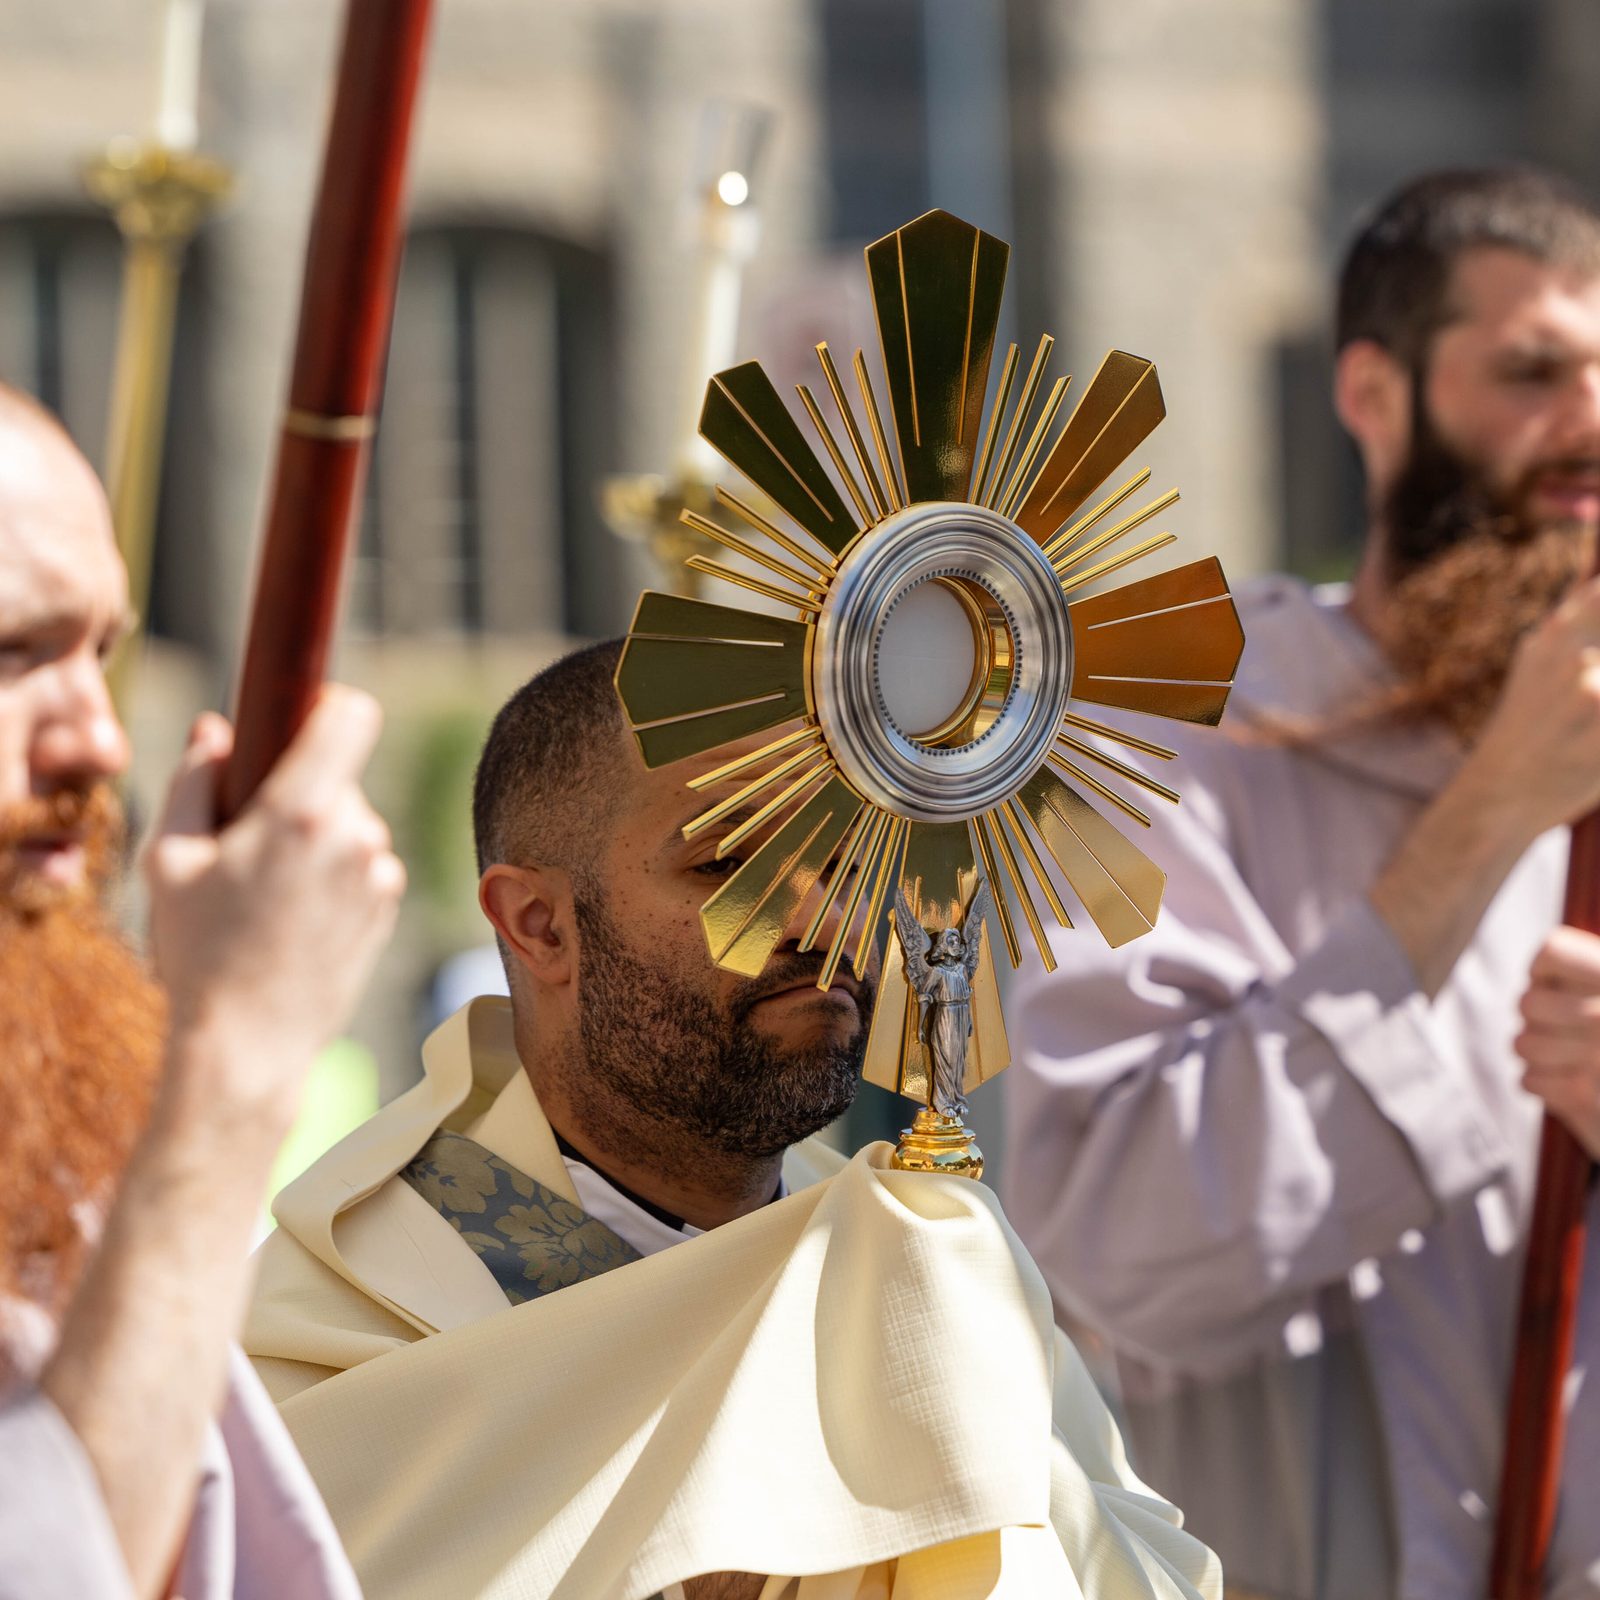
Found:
[1,0,1597,1097]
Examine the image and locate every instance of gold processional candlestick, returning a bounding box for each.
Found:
[84,137,231,709]
[602,103,770,595]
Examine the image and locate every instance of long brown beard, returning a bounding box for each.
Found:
[1252,402,1596,751]
[1373,388,1596,739]
[0,787,166,1333]
[1376,520,1592,739]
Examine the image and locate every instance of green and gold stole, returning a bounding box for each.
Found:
[401,1131,672,1598]
[401,1128,642,1306]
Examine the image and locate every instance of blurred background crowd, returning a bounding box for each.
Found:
[3,0,1596,1170]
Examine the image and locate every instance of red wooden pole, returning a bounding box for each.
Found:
[1490,816,1599,1596]
[218,0,434,821]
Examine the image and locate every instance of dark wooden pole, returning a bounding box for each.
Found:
[218,0,434,820]
[1490,817,1599,1596]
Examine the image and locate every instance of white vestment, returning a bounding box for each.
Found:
[245,997,1221,1600]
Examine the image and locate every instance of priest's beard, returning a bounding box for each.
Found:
[0,783,165,1354]
[1374,394,1595,739]
[570,888,872,1181]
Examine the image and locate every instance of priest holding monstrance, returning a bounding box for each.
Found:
[246,206,1246,1599]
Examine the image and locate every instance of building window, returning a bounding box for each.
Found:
[354,226,619,640]
[0,211,121,472]
[816,0,930,244]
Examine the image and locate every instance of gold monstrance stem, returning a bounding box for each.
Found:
[83,138,231,710]
[891,1106,985,1180]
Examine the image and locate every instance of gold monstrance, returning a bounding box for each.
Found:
[615,210,1245,1175]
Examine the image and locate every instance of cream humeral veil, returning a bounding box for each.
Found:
[243,998,1220,1600]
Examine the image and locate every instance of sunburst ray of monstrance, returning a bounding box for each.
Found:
[615,209,1244,1176]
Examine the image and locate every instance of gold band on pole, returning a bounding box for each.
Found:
[283,408,378,443]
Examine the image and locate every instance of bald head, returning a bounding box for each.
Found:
[0,384,106,517]
[0,387,119,615]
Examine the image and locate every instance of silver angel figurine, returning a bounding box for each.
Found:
[894,880,993,1119]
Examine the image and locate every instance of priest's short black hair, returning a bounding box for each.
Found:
[1337,166,1600,370]
[473,639,626,876]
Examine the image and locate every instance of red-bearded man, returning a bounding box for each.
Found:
[0,383,403,1599]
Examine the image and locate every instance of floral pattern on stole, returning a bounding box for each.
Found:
[400,1129,642,1304]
